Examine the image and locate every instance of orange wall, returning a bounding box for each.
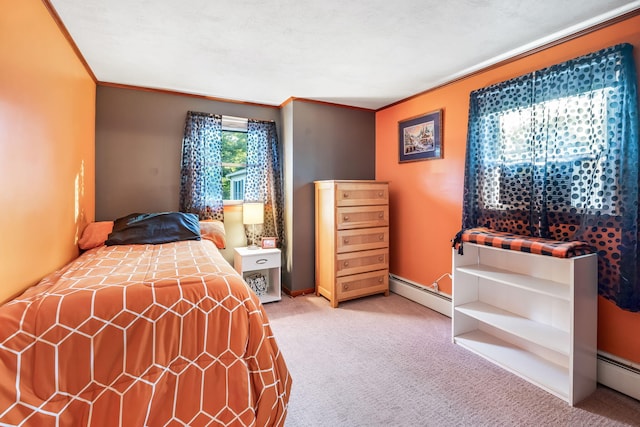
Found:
[0,0,95,303]
[376,15,640,363]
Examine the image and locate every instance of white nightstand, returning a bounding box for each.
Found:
[233,247,281,303]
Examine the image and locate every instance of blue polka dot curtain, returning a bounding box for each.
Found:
[462,43,640,311]
[179,112,224,221]
[244,120,285,249]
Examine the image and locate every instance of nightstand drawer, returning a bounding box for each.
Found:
[336,227,388,253]
[336,248,388,277]
[237,251,280,271]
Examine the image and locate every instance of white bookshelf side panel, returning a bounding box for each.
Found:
[570,254,598,404]
[452,304,479,338]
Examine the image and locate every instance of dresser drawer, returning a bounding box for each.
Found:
[335,248,388,277]
[337,270,389,299]
[336,227,388,253]
[336,206,388,230]
[336,182,388,207]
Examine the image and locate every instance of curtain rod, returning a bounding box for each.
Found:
[187,110,275,124]
[224,114,276,124]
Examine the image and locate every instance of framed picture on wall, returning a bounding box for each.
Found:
[398,110,442,162]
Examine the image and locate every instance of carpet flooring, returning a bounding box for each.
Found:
[263,292,640,427]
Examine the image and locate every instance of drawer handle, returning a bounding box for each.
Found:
[344,261,349,267]
[343,284,349,290]
[378,213,383,218]
[344,238,349,244]
[378,192,383,197]
[343,215,350,221]
[378,256,384,261]
[378,277,383,283]
[343,193,349,198]
[256,258,268,264]
[378,235,384,240]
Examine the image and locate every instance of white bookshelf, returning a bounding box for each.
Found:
[452,243,598,405]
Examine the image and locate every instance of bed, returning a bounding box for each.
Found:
[0,213,291,426]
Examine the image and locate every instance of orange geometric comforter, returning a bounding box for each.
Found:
[0,240,291,426]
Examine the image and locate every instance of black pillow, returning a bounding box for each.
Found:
[105,212,201,246]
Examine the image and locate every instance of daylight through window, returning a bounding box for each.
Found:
[221,116,248,201]
[483,88,611,213]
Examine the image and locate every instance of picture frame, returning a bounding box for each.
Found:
[261,237,277,249]
[398,109,442,163]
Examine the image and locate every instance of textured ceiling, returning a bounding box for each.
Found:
[49,0,640,110]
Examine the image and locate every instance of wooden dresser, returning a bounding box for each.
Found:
[314,180,390,308]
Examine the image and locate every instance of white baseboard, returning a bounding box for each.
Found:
[390,274,640,402]
[597,352,640,401]
[389,274,452,317]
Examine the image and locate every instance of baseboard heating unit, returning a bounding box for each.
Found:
[597,352,640,401]
[389,274,452,317]
[390,273,640,402]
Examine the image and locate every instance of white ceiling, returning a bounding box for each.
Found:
[49,0,640,110]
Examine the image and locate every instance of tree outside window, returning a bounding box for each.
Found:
[221,130,247,201]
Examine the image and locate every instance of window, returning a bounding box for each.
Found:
[463,43,640,310]
[497,88,607,164]
[483,88,611,213]
[221,116,248,201]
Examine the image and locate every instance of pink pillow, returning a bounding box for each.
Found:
[200,220,226,249]
[78,221,114,250]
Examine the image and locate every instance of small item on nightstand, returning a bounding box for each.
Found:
[246,272,268,296]
[261,237,277,249]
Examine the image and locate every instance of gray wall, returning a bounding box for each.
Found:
[95,86,376,294]
[96,86,280,220]
[283,100,376,293]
